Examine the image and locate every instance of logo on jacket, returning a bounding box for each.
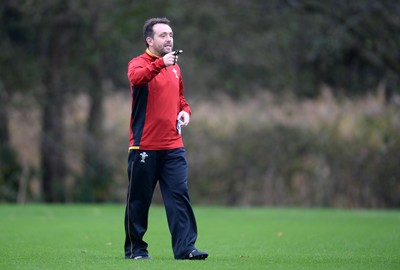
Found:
[172,68,179,78]
[140,152,148,163]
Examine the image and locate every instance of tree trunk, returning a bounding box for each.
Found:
[40,55,66,203]
[0,80,9,147]
[80,66,111,202]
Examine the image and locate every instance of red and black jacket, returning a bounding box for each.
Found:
[127,49,191,150]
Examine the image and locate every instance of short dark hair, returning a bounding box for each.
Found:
[143,17,171,47]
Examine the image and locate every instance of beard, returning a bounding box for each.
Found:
[154,43,173,56]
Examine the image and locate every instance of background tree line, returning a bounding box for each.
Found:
[1,0,399,207]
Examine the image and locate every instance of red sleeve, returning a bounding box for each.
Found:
[179,76,191,115]
[127,56,165,86]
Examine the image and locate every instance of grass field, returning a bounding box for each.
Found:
[0,204,399,269]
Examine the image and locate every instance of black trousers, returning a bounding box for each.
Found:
[124,148,198,259]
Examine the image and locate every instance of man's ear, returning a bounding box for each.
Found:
[146,37,153,46]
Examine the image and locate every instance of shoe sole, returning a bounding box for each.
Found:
[188,253,208,260]
[125,256,151,260]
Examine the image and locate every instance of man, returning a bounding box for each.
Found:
[124,17,208,260]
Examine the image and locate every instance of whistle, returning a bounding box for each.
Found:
[173,50,183,55]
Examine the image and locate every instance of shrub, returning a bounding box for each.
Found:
[185,91,400,208]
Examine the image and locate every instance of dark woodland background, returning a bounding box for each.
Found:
[1,0,399,207]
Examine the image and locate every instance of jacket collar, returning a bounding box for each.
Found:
[146,48,160,59]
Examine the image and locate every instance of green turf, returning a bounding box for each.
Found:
[0,204,399,269]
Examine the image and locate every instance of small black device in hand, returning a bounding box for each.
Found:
[173,50,183,65]
[174,50,183,55]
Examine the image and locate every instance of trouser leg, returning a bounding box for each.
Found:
[124,150,157,258]
[159,148,198,259]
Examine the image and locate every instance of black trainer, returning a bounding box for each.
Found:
[185,249,208,260]
[125,255,151,260]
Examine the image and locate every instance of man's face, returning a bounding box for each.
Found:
[147,23,173,56]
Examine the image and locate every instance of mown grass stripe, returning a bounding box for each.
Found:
[0,205,399,270]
